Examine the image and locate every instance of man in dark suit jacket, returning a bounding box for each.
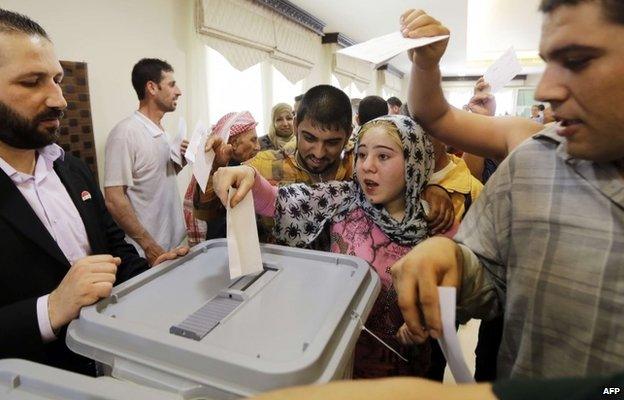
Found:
[0,9,186,375]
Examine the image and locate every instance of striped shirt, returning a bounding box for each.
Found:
[455,125,624,379]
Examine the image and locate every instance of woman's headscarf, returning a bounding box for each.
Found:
[273,115,434,247]
[267,103,294,150]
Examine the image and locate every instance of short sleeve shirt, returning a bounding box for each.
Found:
[104,111,185,254]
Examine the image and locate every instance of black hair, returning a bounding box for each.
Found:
[539,0,624,24]
[296,85,352,135]
[358,95,389,125]
[131,58,173,100]
[386,96,403,108]
[0,8,49,38]
[294,94,304,102]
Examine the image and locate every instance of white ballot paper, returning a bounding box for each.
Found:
[436,286,475,384]
[193,132,214,193]
[483,47,523,94]
[170,117,186,167]
[184,120,208,165]
[337,31,449,66]
[226,188,263,280]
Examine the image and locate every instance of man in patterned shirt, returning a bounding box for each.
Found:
[392,0,624,379]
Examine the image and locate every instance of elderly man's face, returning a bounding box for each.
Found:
[230,128,260,163]
[535,1,624,163]
[0,32,67,149]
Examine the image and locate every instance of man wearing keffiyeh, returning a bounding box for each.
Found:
[183,111,260,243]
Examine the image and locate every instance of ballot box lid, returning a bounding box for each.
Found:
[0,359,179,400]
[67,240,380,399]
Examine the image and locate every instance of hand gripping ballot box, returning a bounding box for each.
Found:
[0,359,176,399]
[66,240,381,399]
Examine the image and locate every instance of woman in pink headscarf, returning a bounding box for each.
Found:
[183,111,261,244]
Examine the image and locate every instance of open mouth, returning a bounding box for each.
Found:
[555,116,583,137]
[363,179,379,191]
[558,118,582,127]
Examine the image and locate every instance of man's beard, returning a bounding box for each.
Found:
[0,100,64,149]
[155,96,176,113]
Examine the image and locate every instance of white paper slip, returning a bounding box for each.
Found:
[436,286,475,384]
[185,120,208,165]
[483,47,523,94]
[226,188,263,280]
[170,117,186,166]
[193,133,214,193]
[337,31,449,66]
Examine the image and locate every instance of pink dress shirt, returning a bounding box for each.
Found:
[0,144,91,342]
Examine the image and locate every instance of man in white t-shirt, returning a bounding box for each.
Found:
[104,58,187,265]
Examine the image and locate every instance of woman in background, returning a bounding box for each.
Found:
[260,103,294,151]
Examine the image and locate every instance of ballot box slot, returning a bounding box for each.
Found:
[229,265,277,292]
[169,265,278,341]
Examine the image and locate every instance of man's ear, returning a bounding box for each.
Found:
[229,135,239,148]
[146,81,158,97]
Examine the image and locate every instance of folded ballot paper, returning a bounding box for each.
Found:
[185,120,208,165]
[483,47,523,94]
[226,188,263,280]
[336,31,449,67]
[169,117,186,167]
[185,120,215,193]
[437,287,475,383]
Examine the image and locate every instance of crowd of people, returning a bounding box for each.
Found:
[1,0,623,399]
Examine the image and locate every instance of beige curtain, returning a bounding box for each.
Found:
[196,0,321,83]
[380,69,403,96]
[330,45,373,91]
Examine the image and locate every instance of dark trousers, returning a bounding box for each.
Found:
[426,321,460,382]
[474,315,504,382]
[426,339,447,381]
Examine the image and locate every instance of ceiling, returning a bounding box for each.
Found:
[288,0,545,76]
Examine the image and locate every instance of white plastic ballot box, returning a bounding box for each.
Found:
[65,240,381,399]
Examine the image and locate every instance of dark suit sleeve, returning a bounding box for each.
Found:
[71,158,149,283]
[0,297,44,358]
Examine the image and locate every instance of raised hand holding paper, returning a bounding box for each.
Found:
[436,286,475,384]
[226,187,263,280]
[336,31,449,66]
[194,111,245,192]
[483,47,523,94]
